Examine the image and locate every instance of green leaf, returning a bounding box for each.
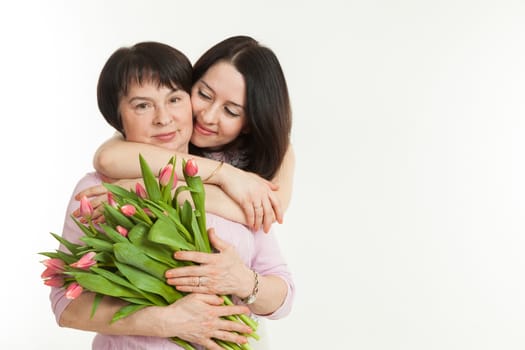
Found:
[91,266,165,306]
[99,223,129,244]
[113,242,170,280]
[70,271,142,298]
[91,293,104,318]
[151,201,193,243]
[148,217,195,251]
[71,216,98,238]
[115,262,183,304]
[80,237,114,253]
[49,232,83,256]
[103,204,135,229]
[139,154,161,202]
[111,304,149,323]
[128,223,182,267]
[38,250,78,265]
[190,213,210,253]
[103,183,138,202]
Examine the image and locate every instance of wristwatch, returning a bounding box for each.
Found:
[241,270,259,305]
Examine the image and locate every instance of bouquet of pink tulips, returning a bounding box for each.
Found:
[40,155,258,350]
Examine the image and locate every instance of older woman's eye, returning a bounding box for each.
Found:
[170,97,180,104]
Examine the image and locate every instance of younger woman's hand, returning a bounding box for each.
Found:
[216,164,283,233]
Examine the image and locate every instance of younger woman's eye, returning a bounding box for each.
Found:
[225,106,241,117]
[170,97,180,103]
[198,90,212,100]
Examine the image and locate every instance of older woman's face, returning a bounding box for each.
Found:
[119,81,193,153]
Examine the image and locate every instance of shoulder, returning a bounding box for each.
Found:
[72,172,103,193]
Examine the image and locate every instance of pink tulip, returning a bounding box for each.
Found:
[70,251,97,270]
[116,225,128,237]
[41,258,65,273]
[121,204,136,217]
[41,267,60,279]
[79,195,94,219]
[159,164,175,186]
[143,208,153,217]
[184,159,198,177]
[65,282,83,300]
[107,192,117,207]
[135,183,148,199]
[44,275,65,287]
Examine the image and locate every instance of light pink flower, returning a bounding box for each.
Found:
[135,183,148,199]
[184,159,198,177]
[41,258,65,273]
[159,164,175,186]
[116,225,128,237]
[143,208,153,217]
[70,251,97,270]
[41,267,60,279]
[43,275,65,287]
[121,204,136,217]
[79,195,94,219]
[65,282,83,300]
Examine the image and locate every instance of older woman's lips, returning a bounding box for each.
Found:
[153,132,177,142]
[194,123,216,136]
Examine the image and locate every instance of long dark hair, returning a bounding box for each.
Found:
[191,36,292,180]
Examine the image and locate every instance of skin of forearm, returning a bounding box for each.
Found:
[273,144,295,212]
[94,135,235,184]
[248,275,288,316]
[59,292,161,337]
[202,185,247,224]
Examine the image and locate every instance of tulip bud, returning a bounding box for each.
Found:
[184,159,198,177]
[44,275,65,287]
[107,192,117,207]
[135,183,148,199]
[70,251,97,270]
[79,195,94,219]
[121,204,136,217]
[41,258,65,273]
[65,282,83,300]
[159,164,175,187]
[143,208,154,217]
[116,225,128,237]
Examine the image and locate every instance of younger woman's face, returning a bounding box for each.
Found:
[119,80,193,153]
[190,61,247,150]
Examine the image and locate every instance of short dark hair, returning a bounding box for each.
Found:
[191,36,292,180]
[97,41,192,135]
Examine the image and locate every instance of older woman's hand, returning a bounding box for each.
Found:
[149,293,252,349]
[165,228,255,299]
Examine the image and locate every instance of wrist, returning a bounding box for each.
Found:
[240,269,259,305]
[203,161,225,184]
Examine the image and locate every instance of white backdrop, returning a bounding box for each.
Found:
[2,0,525,349]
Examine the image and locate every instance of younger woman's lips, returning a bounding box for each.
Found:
[194,123,216,136]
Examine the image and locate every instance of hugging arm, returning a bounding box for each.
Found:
[93,134,295,230]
